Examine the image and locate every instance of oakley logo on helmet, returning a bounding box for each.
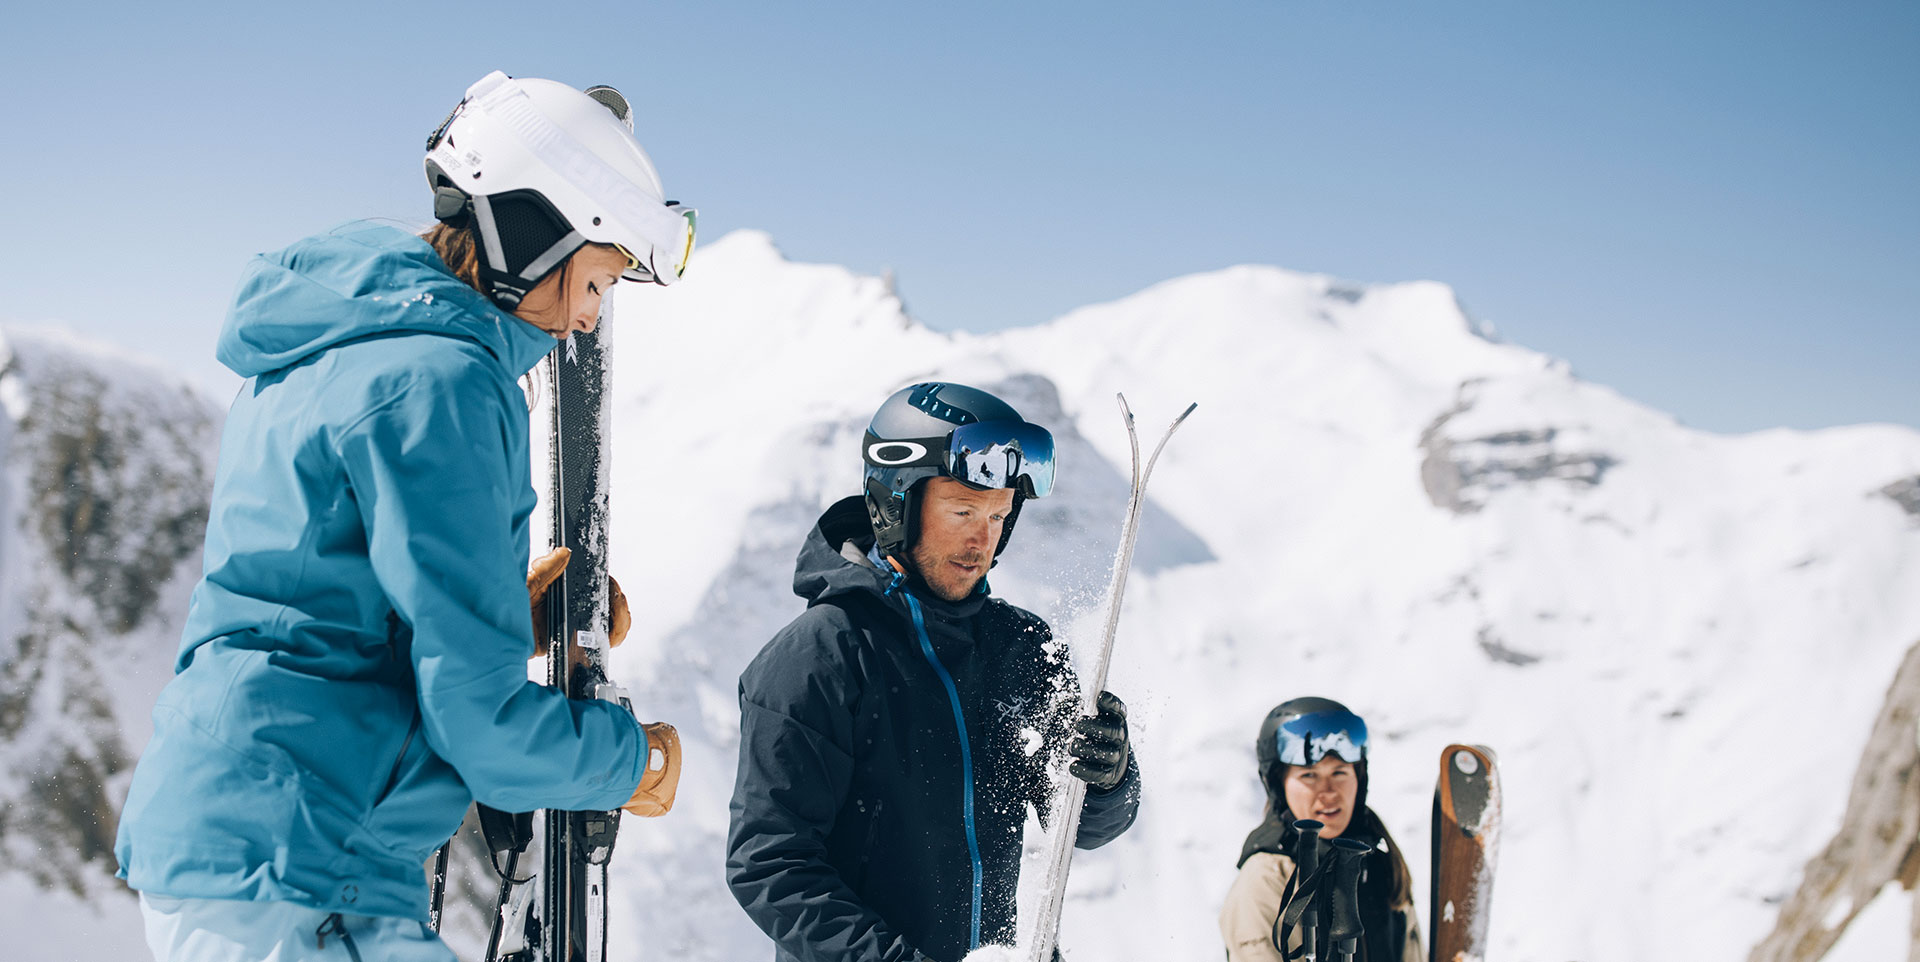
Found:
[866,441,929,466]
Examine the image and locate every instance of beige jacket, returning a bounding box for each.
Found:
[1219,851,1423,962]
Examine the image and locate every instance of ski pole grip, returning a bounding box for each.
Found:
[1326,837,1370,951]
[1292,818,1324,879]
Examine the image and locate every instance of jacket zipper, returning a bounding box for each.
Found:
[379,610,419,801]
[901,588,984,951]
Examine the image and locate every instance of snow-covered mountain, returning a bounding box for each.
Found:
[0,327,220,959]
[3,231,1917,961]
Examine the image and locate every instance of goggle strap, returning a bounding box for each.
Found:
[863,433,949,469]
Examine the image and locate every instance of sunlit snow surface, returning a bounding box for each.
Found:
[3,229,1918,961]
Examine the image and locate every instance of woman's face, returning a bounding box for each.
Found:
[1283,755,1359,839]
[513,244,630,338]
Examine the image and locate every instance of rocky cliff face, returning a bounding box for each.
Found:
[1747,637,1920,962]
[1420,378,1620,515]
[0,328,218,900]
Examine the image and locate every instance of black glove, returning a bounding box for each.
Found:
[1068,690,1130,791]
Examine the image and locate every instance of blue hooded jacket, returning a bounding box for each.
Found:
[114,222,647,921]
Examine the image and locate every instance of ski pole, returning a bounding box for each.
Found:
[1292,818,1324,879]
[1292,819,1325,962]
[1327,837,1371,962]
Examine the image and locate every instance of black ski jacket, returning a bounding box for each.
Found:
[727,497,1142,962]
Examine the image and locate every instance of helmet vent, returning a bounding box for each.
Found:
[583,85,634,131]
[907,383,977,425]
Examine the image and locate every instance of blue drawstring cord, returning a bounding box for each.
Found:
[884,562,985,950]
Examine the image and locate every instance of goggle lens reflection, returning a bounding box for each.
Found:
[1274,709,1369,767]
[947,420,1055,498]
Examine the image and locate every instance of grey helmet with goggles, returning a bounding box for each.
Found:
[1256,696,1371,811]
[861,382,1056,562]
[424,71,697,309]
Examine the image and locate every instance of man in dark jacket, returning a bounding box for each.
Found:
[727,382,1142,962]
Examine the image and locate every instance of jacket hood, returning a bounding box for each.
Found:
[216,221,560,379]
[793,496,988,621]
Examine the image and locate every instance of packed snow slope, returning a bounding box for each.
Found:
[2,231,1917,961]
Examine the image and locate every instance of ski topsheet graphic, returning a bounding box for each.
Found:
[1430,744,1501,962]
[542,329,629,962]
[1027,395,1195,962]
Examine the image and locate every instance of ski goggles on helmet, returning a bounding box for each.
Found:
[1274,708,1369,766]
[570,83,695,284]
[613,205,695,283]
[863,419,1056,498]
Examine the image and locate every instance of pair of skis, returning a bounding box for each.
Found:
[431,331,631,962]
[532,318,631,962]
[1025,394,1196,962]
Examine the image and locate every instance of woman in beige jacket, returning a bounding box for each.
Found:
[1219,698,1422,962]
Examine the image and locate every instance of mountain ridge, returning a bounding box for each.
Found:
[1,232,1916,960]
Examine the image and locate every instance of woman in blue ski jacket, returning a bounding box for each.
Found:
[114,72,697,962]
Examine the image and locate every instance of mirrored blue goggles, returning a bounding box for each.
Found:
[863,419,1056,498]
[1275,709,1369,766]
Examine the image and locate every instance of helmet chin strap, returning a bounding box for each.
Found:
[866,479,1024,573]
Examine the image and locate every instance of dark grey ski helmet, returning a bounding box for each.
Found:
[1257,696,1370,808]
[861,382,1056,561]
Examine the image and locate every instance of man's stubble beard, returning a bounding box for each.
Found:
[908,541,986,602]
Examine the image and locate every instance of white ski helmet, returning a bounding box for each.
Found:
[424,71,696,307]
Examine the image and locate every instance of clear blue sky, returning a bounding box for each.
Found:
[3,0,1913,433]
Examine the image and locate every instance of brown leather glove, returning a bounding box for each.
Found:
[623,722,681,817]
[527,547,631,656]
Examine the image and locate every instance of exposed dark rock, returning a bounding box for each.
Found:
[0,333,219,898]
[1420,381,1619,514]
[1476,625,1542,667]
[1882,476,1920,519]
[1747,637,1920,962]
[0,598,136,895]
[20,363,212,633]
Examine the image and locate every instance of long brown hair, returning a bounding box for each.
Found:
[422,223,483,291]
[1361,808,1418,911]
